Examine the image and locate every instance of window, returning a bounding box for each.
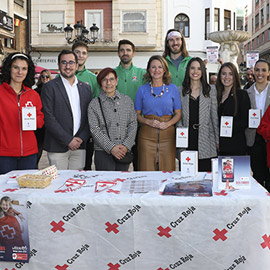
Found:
[255,13,259,28]
[252,39,254,49]
[122,11,146,32]
[2,0,8,12]
[262,32,265,43]
[257,36,260,47]
[224,10,231,30]
[85,10,103,40]
[245,24,247,31]
[261,8,264,25]
[205,8,210,40]
[233,12,235,30]
[268,28,270,40]
[255,0,259,5]
[174,13,190,37]
[40,11,64,33]
[267,4,270,20]
[214,8,220,31]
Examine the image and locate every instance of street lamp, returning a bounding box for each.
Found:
[64,20,99,44]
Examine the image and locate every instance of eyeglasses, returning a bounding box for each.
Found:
[41,75,50,79]
[60,60,76,66]
[102,78,115,84]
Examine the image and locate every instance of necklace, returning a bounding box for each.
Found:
[151,83,165,98]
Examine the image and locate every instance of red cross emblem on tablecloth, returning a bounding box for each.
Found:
[225,121,229,125]
[180,132,184,136]
[213,228,228,241]
[186,157,191,162]
[107,189,120,194]
[0,225,15,239]
[253,113,257,117]
[157,226,172,238]
[4,268,16,270]
[157,268,169,270]
[261,234,270,249]
[3,188,19,192]
[108,262,121,270]
[51,220,65,233]
[105,222,119,234]
[115,178,126,182]
[162,171,173,173]
[55,264,69,270]
[214,190,228,196]
[27,112,32,117]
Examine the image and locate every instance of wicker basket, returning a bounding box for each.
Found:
[17,174,53,188]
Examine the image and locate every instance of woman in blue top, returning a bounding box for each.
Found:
[135,55,181,171]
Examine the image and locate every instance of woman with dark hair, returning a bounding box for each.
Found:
[88,67,137,171]
[177,57,219,171]
[216,62,250,156]
[0,52,44,174]
[135,55,181,171]
[246,59,270,191]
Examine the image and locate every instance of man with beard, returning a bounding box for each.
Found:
[114,39,145,103]
[114,40,145,170]
[72,41,100,170]
[41,50,92,170]
[163,29,191,87]
[243,68,255,90]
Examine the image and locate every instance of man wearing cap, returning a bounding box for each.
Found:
[163,29,192,87]
[114,39,145,170]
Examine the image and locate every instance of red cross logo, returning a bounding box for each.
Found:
[108,262,121,270]
[214,190,228,196]
[27,112,32,117]
[0,225,15,239]
[186,157,191,162]
[261,234,270,249]
[55,264,69,270]
[157,226,172,238]
[105,222,119,234]
[4,268,16,270]
[157,268,169,270]
[107,189,120,194]
[180,132,184,136]
[162,171,173,173]
[213,228,228,241]
[51,220,65,233]
[253,113,257,117]
[225,121,229,125]
[3,188,19,192]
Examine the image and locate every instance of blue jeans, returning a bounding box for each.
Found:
[0,154,37,175]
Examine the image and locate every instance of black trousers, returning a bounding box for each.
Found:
[84,138,94,170]
[94,150,130,171]
[250,133,270,191]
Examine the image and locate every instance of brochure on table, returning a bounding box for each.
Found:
[0,194,30,263]
[218,156,251,190]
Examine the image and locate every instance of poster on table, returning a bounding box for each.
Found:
[0,194,30,263]
[246,51,259,68]
[206,46,219,63]
[218,156,251,190]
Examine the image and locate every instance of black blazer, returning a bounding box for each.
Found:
[41,76,92,153]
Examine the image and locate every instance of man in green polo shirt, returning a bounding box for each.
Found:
[114,39,145,102]
[72,41,100,170]
[163,29,191,87]
[115,40,145,170]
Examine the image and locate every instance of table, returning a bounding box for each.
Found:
[0,170,269,270]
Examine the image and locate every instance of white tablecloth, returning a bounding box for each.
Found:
[0,170,270,270]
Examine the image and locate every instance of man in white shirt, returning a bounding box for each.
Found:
[41,50,92,170]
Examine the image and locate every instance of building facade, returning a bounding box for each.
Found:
[244,0,270,62]
[30,0,237,73]
[0,0,29,64]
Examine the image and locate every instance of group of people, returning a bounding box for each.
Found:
[0,29,270,191]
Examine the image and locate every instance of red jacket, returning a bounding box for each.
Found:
[0,82,44,157]
[257,105,270,167]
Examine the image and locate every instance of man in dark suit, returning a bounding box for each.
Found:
[41,50,92,170]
